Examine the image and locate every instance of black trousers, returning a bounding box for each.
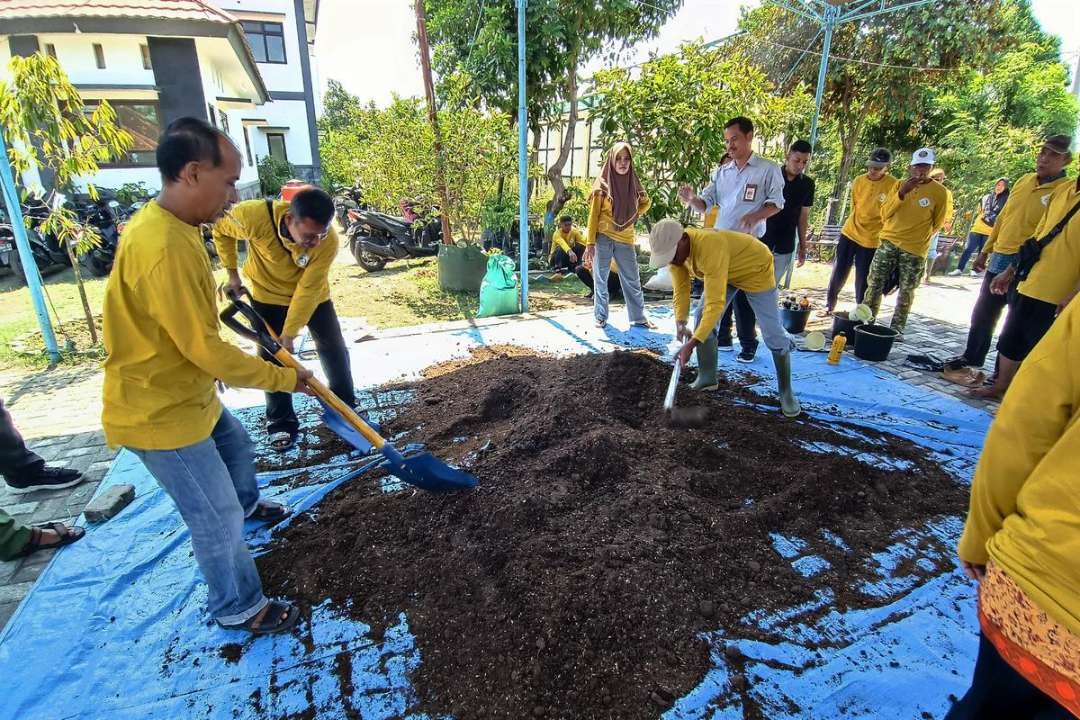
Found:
[717,291,758,353]
[251,299,357,436]
[945,633,1071,720]
[0,398,45,484]
[574,265,621,297]
[826,234,877,311]
[962,269,1010,367]
[550,243,586,273]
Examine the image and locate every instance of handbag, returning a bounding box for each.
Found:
[1015,195,1080,280]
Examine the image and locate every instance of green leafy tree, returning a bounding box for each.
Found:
[591,42,814,223]
[425,0,683,198]
[0,52,133,344]
[257,154,297,196]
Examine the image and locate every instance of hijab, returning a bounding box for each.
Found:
[982,178,1010,226]
[591,141,644,230]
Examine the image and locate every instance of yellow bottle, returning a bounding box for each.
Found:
[827,335,847,364]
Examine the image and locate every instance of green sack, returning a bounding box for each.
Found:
[477,254,520,318]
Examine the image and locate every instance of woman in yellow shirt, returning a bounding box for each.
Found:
[950,178,1009,276]
[582,142,654,329]
[950,296,1080,719]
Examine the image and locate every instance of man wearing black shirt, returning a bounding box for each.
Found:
[735,140,815,361]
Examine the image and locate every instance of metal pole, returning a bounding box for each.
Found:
[808,7,835,149]
[0,128,60,363]
[517,0,529,312]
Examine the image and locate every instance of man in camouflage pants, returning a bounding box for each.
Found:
[863,148,949,336]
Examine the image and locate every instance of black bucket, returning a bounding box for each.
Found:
[831,311,863,340]
[781,307,811,334]
[853,323,899,361]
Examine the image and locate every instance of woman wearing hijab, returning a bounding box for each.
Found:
[951,178,1010,276]
[582,142,654,329]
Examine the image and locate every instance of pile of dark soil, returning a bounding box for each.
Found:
[258,348,967,719]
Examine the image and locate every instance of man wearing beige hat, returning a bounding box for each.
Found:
[648,219,800,417]
[862,147,950,336]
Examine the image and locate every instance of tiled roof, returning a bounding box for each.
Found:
[0,0,237,23]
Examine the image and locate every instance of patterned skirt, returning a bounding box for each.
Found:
[979,561,1080,717]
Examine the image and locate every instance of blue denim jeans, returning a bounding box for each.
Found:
[129,410,268,625]
[592,234,646,325]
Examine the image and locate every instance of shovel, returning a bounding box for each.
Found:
[220,296,477,492]
[663,359,708,428]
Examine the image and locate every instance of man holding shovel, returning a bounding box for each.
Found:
[214,186,355,453]
[648,219,801,418]
[102,117,312,635]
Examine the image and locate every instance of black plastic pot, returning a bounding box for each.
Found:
[831,311,864,341]
[781,307,811,334]
[853,323,899,361]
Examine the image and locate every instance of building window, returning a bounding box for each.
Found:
[86,101,161,167]
[266,133,288,163]
[242,127,254,166]
[140,44,152,70]
[44,43,57,59]
[241,21,286,64]
[207,104,217,127]
[93,43,106,69]
[220,111,230,136]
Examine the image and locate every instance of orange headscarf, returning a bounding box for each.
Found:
[591,141,644,231]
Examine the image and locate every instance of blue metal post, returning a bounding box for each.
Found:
[0,128,60,363]
[808,5,836,149]
[517,0,529,313]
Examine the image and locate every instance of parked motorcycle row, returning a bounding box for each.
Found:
[333,188,443,272]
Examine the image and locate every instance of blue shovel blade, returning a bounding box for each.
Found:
[381,444,478,492]
[318,398,381,455]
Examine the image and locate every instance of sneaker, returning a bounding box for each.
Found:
[947,269,962,277]
[717,337,735,352]
[736,348,756,363]
[970,270,982,277]
[595,319,607,329]
[6,466,85,495]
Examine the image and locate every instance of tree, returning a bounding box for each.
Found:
[425,0,683,198]
[591,42,814,223]
[0,53,132,344]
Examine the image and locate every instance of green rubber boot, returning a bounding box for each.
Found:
[691,335,719,391]
[772,351,802,418]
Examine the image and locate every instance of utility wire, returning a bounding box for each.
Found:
[760,37,955,72]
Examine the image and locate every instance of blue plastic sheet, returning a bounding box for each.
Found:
[0,307,991,719]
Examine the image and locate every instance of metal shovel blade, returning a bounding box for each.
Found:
[381,443,478,492]
[318,399,381,454]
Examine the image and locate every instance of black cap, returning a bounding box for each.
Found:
[1043,135,1073,155]
[868,148,892,166]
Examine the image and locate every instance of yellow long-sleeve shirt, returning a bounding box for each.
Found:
[841,173,900,249]
[958,296,1080,636]
[213,199,339,337]
[670,228,774,343]
[102,201,296,450]
[877,179,949,257]
[1018,178,1080,305]
[585,191,651,245]
[983,172,1071,256]
[549,227,584,262]
[970,207,994,236]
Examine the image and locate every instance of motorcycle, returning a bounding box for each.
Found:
[71,192,121,277]
[345,205,442,272]
[332,184,364,227]
[0,206,69,284]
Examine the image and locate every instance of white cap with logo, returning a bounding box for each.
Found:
[911,147,936,166]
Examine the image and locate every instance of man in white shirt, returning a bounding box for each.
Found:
[679,116,785,366]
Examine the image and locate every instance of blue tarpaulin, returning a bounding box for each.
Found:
[0,307,991,719]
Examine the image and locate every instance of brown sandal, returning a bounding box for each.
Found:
[16,522,85,558]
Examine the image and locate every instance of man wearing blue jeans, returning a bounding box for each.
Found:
[102,118,313,635]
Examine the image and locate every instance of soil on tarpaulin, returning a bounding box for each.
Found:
[258,347,968,719]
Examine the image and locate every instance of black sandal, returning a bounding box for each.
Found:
[269,431,297,452]
[249,500,291,524]
[16,522,85,558]
[219,599,300,635]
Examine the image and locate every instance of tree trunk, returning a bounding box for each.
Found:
[527,125,541,201]
[544,63,579,199]
[828,84,865,225]
[414,0,454,244]
[66,238,98,345]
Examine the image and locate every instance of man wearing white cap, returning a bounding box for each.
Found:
[648,219,801,417]
[862,147,950,336]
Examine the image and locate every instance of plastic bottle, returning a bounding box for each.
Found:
[827,334,847,364]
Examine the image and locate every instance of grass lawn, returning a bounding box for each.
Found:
[0,244,841,371]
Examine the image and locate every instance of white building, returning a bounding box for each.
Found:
[0,0,322,199]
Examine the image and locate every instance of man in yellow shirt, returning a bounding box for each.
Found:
[862,147,950,336]
[970,172,1080,400]
[102,117,312,635]
[548,215,585,273]
[648,218,800,418]
[945,136,1072,372]
[951,295,1080,719]
[824,147,897,314]
[214,187,353,452]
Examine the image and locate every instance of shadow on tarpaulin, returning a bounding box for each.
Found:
[0,307,992,719]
